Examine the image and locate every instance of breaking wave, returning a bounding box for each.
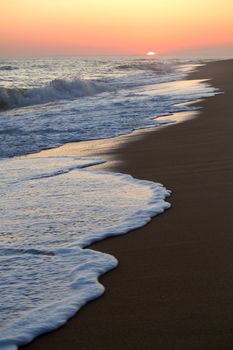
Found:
[0,78,107,110]
[0,65,18,71]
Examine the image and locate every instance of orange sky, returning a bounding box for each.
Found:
[0,0,233,56]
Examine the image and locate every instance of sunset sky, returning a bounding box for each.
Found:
[1,0,233,56]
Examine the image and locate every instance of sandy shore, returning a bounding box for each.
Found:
[21,60,233,349]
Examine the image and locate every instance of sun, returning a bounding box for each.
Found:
[147,51,156,56]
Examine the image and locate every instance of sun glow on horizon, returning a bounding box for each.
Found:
[0,0,233,56]
[147,51,156,56]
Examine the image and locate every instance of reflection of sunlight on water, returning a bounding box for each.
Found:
[24,108,199,173]
[177,63,205,73]
[1,155,167,253]
[139,79,211,96]
[156,110,199,125]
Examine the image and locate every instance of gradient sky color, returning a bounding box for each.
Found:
[1,0,233,56]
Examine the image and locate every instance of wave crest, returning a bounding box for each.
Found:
[0,65,18,71]
[0,78,106,110]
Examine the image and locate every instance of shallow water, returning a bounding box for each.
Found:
[0,156,170,347]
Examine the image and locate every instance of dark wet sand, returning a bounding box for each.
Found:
[21,60,233,349]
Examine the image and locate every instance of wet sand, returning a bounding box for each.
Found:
[21,60,233,349]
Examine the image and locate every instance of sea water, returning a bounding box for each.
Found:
[0,56,218,348]
[0,57,217,158]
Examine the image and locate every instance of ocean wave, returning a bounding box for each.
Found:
[0,78,107,110]
[117,61,174,73]
[0,65,18,71]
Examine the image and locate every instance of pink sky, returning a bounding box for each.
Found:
[1,0,233,56]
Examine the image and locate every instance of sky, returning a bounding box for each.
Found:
[0,0,233,56]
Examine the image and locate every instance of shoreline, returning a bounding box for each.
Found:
[21,59,233,349]
[24,109,199,172]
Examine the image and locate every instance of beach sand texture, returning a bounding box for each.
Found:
[21,60,233,350]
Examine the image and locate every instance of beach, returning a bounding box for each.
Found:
[20,59,233,349]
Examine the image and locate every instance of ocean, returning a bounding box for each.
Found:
[0,56,218,349]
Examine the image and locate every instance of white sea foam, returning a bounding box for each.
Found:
[0,56,220,349]
[0,78,108,110]
[0,77,218,158]
[0,156,170,349]
[0,58,181,111]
